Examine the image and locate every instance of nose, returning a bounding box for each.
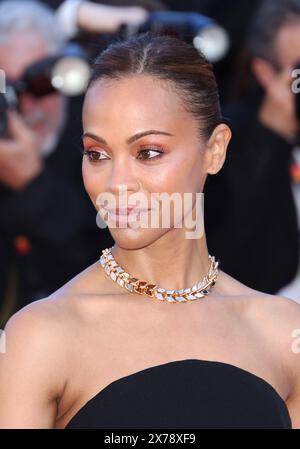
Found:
[106,156,141,198]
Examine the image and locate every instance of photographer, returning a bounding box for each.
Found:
[205,0,300,298]
[0,0,115,313]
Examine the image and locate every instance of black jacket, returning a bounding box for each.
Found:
[0,96,113,308]
[204,92,299,293]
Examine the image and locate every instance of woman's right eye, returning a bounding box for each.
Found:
[82,149,109,162]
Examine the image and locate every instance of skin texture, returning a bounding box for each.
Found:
[0,75,300,429]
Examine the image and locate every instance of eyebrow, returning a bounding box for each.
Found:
[81,130,174,145]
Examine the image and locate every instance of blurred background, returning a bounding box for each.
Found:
[1,0,300,327]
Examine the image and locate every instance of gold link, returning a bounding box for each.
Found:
[99,247,219,303]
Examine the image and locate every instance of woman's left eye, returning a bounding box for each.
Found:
[137,148,164,161]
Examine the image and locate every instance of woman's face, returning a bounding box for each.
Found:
[82,75,229,249]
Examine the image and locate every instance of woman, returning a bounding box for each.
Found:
[0,32,299,429]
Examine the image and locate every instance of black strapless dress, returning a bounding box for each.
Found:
[64,359,292,429]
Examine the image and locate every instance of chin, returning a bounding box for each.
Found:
[108,226,170,251]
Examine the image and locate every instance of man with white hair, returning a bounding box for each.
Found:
[0,0,68,160]
[0,0,115,315]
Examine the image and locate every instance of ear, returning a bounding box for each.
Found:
[205,123,232,175]
[251,57,277,89]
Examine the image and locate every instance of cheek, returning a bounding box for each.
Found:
[82,161,94,193]
[153,156,203,195]
[82,160,105,203]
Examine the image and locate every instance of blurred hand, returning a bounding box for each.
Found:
[77,1,149,34]
[259,66,299,139]
[0,110,44,191]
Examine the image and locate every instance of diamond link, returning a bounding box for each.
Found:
[99,247,219,303]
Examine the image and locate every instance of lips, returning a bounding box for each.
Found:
[104,208,149,216]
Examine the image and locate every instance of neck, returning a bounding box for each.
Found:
[111,231,212,291]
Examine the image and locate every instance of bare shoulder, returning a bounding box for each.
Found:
[217,270,300,427]
[0,260,109,392]
[1,290,78,385]
[4,258,122,335]
[47,259,127,317]
[3,279,83,345]
[246,289,300,378]
[219,269,300,331]
[216,269,300,364]
[248,292,300,429]
[218,270,300,427]
[0,261,116,428]
[217,268,300,308]
[0,294,77,428]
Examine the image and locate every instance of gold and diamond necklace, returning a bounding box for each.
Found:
[99,247,219,303]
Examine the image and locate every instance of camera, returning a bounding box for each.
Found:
[0,43,91,138]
